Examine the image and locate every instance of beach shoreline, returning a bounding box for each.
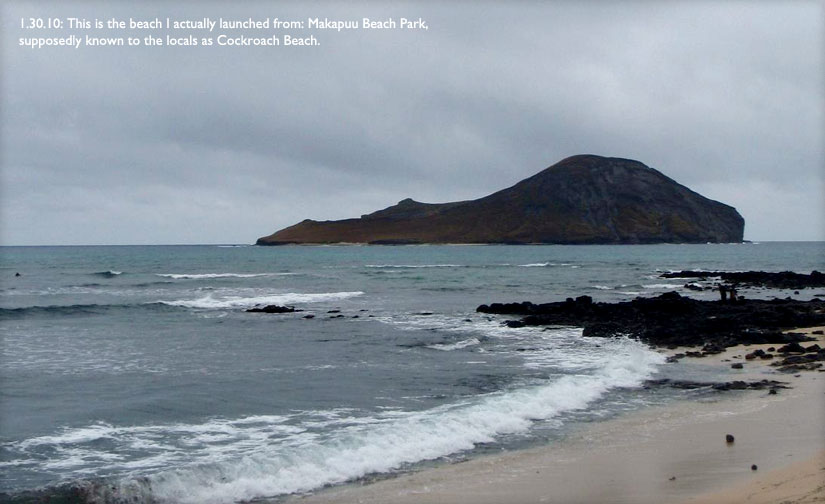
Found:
[289,328,825,504]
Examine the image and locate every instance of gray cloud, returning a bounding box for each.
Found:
[2,1,822,244]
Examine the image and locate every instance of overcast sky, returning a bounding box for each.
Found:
[2,1,823,245]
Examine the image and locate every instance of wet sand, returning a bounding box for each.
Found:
[681,450,825,504]
[290,328,825,504]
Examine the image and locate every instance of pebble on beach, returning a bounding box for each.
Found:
[726,434,735,444]
[751,464,758,471]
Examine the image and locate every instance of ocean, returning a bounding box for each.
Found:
[1,243,823,503]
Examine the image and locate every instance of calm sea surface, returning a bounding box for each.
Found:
[1,243,823,502]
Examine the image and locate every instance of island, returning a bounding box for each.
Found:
[256,154,745,245]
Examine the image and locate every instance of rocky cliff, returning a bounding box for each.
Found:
[256,155,745,245]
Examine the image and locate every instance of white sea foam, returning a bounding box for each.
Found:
[427,337,481,351]
[156,273,292,279]
[11,414,307,476]
[137,338,662,504]
[365,264,462,268]
[642,283,681,289]
[157,291,364,309]
[518,262,577,268]
[8,334,662,504]
[592,285,613,290]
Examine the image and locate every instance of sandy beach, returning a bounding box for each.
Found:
[291,329,825,504]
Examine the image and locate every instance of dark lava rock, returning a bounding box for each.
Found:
[777,364,823,373]
[303,314,315,319]
[715,381,749,390]
[246,305,299,313]
[713,379,789,391]
[772,349,825,372]
[731,363,744,369]
[778,342,806,354]
[702,343,726,355]
[726,434,735,443]
[745,349,762,360]
[751,464,758,471]
[644,378,788,391]
[660,270,825,289]
[779,355,812,365]
[477,292,823,349]
[746,349,768,360]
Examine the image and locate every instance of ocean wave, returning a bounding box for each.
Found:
[157,291,364,310]
[1,292,364,317]
[156,273,293,280]
[642,283,681,289]
[6,339,661,504]
[427,337,482,351]
[93,270,123,278]
[0,303,163,319]
[518,262,577,267]
[146,341,660,503]
[365,264,462,269]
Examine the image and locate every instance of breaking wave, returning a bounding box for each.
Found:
[365,264,462,268]
[427,337,482,351]
[156,273,293,280]
[3,338,662,503]
[518,262,578,267]
[93,270,123,278]
[157,291,364,310]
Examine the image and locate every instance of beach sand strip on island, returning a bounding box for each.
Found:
[290,328,825,504]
